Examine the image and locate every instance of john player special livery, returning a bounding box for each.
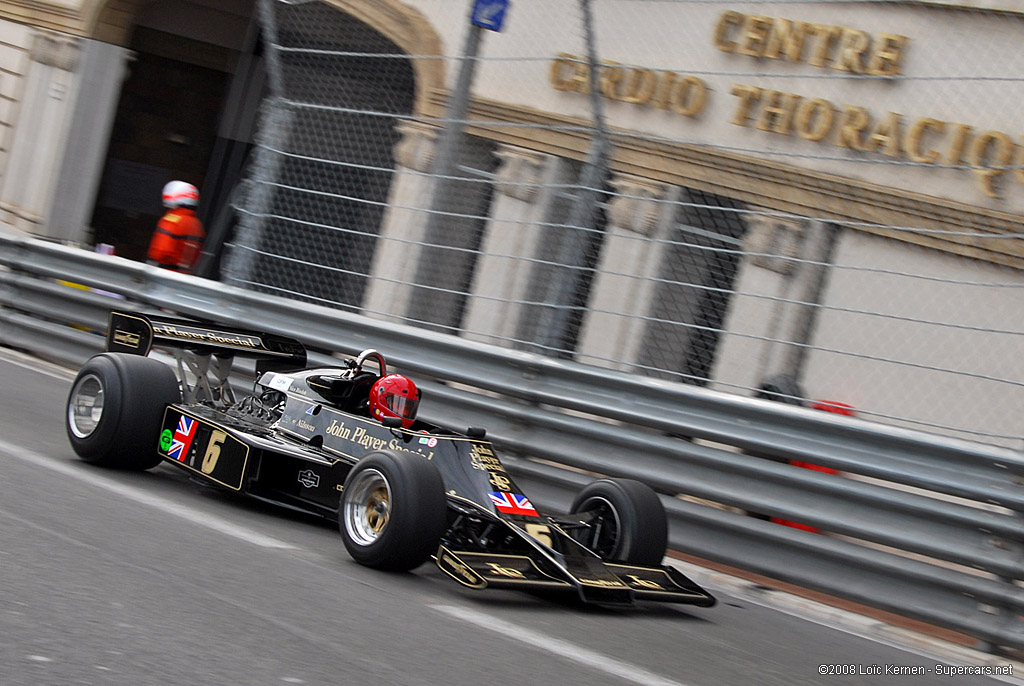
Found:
[65,311,715,608]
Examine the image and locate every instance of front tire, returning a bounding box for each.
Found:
[569,478,668,566]
[339,451,447,571]
[66,353,181,470]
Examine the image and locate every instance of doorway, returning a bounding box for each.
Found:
[89,27,231,260]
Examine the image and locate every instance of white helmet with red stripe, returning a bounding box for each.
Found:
[162,180,200,209]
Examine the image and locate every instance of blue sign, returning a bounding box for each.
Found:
[472,0,509,32]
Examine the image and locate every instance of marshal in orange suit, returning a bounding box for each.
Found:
[146,180,206,273]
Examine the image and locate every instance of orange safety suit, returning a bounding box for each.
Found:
[147,208,206,273]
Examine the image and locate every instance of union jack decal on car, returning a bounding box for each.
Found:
[168,415,196,461]
[488,491,538,517]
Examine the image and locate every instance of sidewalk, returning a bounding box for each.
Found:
[666,550,1024,682]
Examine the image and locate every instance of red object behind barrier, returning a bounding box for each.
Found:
[772,400,854,532]
[810,400,856,416]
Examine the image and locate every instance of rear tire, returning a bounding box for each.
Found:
[339,451,447,571]
[569,478,668,566]
[66,353,180,470]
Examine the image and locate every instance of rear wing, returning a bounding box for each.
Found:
[106,310,306,372]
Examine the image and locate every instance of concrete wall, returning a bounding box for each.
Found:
[0,26,80,233]
[803,231,1024,443]
[0,20,36,212]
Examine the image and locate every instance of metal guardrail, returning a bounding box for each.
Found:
[2,232,1022,651]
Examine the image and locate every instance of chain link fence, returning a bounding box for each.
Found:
[223,0,1024,448]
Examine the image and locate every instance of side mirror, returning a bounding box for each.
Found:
[467,427,486,439]
[381,416,404,429]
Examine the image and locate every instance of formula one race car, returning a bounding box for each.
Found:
[65,311,715,608]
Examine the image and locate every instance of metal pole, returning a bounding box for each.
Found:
[222,0,293,285]
[536,0,612,355]
[408,7,485,330]
[429,21,483,204]
[255,0,285,96]
[196,13,264,279]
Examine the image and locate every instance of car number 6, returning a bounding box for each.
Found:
[202,430,227,474]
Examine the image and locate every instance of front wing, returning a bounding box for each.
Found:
[435,546,716,607]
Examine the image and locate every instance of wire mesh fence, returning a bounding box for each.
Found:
[223,0,1024,448]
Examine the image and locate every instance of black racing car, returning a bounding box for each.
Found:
[65,311,715,608]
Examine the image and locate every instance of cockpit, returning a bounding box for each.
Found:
[306,349,388,416]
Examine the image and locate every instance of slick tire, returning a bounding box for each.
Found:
[66,353,181,470]
[339,450,447,571]
[569,478,668,566]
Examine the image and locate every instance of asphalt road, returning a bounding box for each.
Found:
[0,350,1014,686]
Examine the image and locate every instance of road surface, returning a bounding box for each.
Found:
[0,350,1015,686]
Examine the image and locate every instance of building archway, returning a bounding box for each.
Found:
[318,0,445,117]
[71,0,443,270]
[77,0,257,258]
[223,0,440,306]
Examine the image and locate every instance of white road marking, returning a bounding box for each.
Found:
[0,441,296,550]
[0,348,76,381]
[431,604,693,686]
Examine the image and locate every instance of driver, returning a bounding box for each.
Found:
[368,374,421,429]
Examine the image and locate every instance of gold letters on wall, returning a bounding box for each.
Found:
[549,53,708,118]
[712,11,907,75]
[549,11,1021,200]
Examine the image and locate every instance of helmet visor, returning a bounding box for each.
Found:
[384,393,418,420]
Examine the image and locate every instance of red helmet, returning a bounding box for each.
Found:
[369,374,420,429]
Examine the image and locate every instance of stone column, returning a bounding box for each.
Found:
[362,121,436,322]
[775,218,833,379]
[709,211,823,393]
[462,144,570,345]
[576,174,680,370]
[45,38,132,244]
[0,31,79,233]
